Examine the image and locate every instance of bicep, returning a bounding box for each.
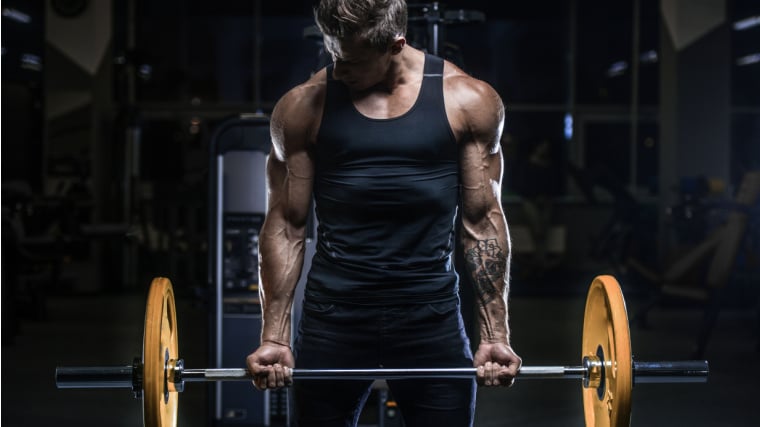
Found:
[460,142,504,226]
[447,74,506,224]
[264,90,316,231]
[265,149,313,232]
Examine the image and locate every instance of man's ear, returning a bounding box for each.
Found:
[390,37,406,55]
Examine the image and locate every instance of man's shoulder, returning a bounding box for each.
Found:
[270,70,328,154]
[441,66,502,126]
[442,62,500,107]
[440,60,504,143]
[276,69,328,116]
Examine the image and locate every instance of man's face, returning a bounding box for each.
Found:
[323,35,393,91]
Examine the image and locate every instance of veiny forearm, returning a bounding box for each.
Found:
[258,219,305,346]
[461,213,511,345]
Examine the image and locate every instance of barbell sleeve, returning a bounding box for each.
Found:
[632,361,710,384]
[55,366,135,389]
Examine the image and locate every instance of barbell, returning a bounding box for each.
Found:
[55,275,708,427]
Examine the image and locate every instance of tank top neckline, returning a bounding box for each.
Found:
[329,54,440,123]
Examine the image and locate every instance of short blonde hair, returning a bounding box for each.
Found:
[314,0,407,52]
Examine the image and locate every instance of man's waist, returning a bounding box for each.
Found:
[306,251,460,306]
[313,246,453,273]
[303,288,459,306]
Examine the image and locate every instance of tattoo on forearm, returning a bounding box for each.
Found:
[464,239,505,306]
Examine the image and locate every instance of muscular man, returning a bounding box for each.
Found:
[246,1,521,425]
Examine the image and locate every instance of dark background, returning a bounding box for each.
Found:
[2,0,759,426]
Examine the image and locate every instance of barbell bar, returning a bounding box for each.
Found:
[55,362,707,388]
[54,276,709,427]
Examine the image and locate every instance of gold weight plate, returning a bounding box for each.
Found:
[143,278,179,427]
[582,275,632,427]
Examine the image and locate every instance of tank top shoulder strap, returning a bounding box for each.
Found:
[423,53,444,77]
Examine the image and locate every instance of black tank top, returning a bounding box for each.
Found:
[307,54,460,305]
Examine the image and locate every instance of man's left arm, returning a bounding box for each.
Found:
[455,77,522,387]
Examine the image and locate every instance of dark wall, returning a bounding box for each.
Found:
[1,0,45,191]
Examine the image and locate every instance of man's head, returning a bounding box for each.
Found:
[315,0,407,54]
[315,0,408,90]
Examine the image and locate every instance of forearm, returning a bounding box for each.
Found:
[461,214,511,345]
[257,222,305,346]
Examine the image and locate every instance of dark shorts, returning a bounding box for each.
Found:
[293,297,476,427]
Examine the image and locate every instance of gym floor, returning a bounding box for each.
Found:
[2,277,758,427]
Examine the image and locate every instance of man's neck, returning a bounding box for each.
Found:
[377,46,425,94]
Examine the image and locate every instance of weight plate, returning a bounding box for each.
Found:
[582,275,632,427]
[143,278,179,427]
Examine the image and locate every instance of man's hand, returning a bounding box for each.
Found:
[245,341,295,390]
[473,342,522,387]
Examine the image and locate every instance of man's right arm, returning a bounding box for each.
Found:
[247,79,322,389]
[258,95,315,348]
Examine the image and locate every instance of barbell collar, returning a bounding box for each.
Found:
[132,357,143,398]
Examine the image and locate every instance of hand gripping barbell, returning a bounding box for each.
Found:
[55,275,708,427]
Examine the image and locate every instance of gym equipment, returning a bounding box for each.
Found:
[408,2,486,56]
[55,276,708,427]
